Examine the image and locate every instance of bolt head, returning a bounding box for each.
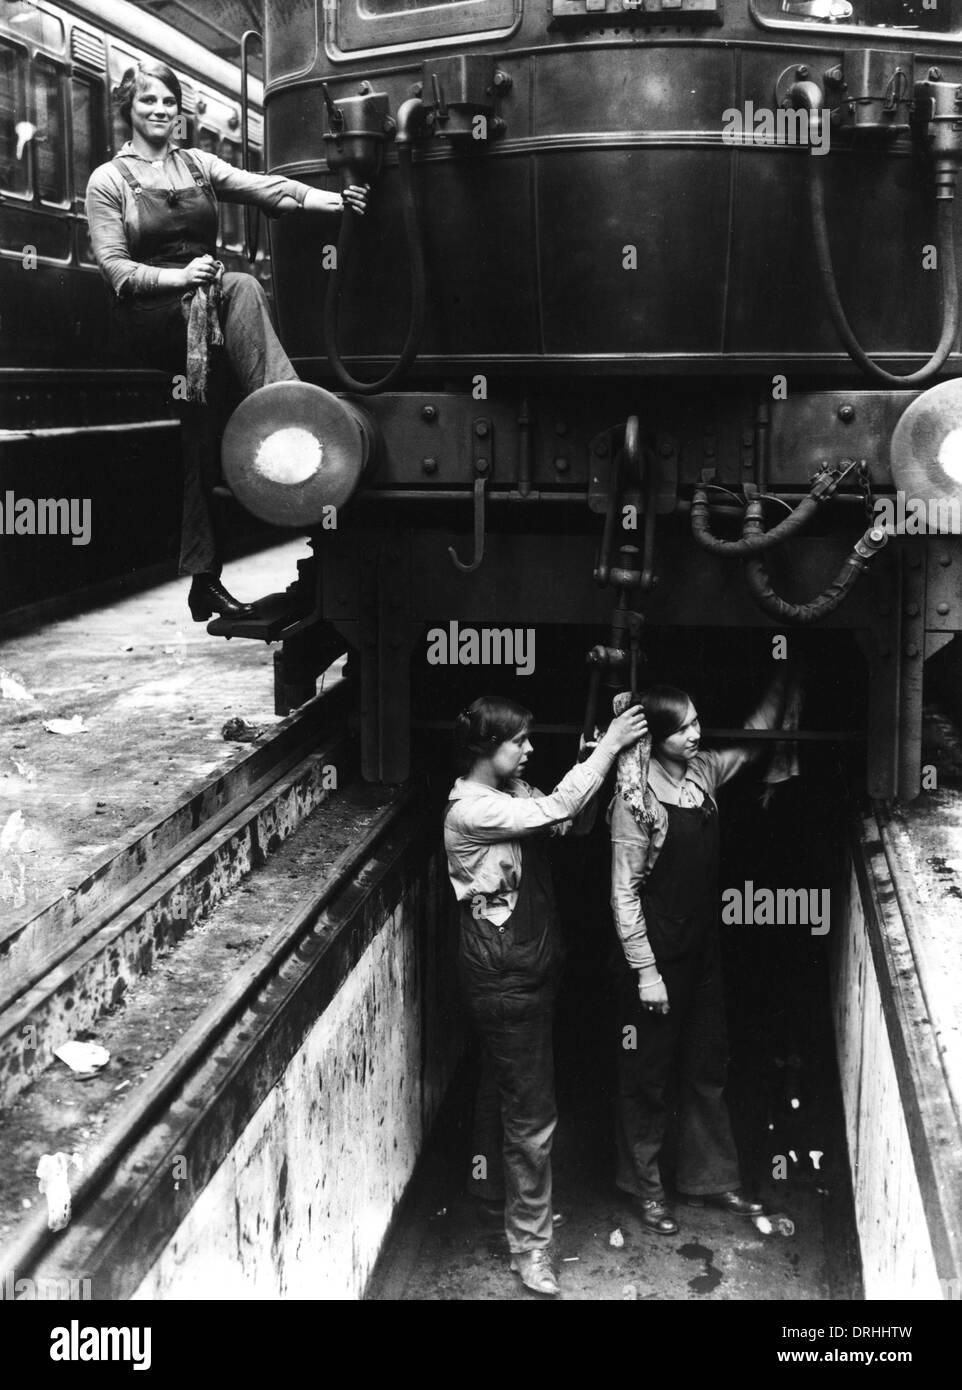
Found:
[929,67,943,82]
[422,457,437,474]
[475,421,489,438]
[554,457,569,473]
[937,602,951,615]
[796,66,810,80]
[421,404,438,422]
[838,404,855,423]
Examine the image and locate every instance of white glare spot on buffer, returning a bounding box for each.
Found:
[255,427,322,485]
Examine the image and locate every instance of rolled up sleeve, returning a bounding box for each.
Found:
[610,807,658,974]
[450,743,616,842]
[196,152,313,217]
[85,167,152,296]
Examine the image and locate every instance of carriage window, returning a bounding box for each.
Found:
[752,0,960,35]
[33,59,65,203]
[197,126,218,155]
[71,77,104,200]
[331,0,519,55]
[0,41,28,195]
[0,1,64,50]
[219,136,244,252]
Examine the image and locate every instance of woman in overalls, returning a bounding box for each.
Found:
[85,61,367,621]
[444,695,647,1296]
[609,676,786,1234]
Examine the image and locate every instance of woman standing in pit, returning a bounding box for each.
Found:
[86,60,368,622]
[444,695,647,1296]
[610,674,787,1234]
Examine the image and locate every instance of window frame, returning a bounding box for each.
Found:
[326,0,522,61]
[748,0,962,45]
[69,70,106,207]
[0,35,31,201]
[32,52,69,209]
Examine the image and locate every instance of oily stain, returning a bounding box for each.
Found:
[678,1240,724,1295]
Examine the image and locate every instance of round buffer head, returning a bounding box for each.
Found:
[221,381,368,527]
[890,379,962,534]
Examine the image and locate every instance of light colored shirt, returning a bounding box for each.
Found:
[85,142,313,297]
[444,740,617,926]
[609,680,786,976]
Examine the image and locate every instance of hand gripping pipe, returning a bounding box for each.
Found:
[744,524,888,625]
[323,99,427,396]
[691,459,859,557]
[792,81,960,388]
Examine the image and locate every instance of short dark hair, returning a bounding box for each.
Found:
[637,684,693,745]
[113,62,182,129]
[453,696,533,774]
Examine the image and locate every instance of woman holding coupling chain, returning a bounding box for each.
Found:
[444,695,646,1297]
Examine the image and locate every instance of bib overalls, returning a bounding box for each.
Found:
[111,151,296,575]
[448,821,565,1255]
[614,796,742,1200]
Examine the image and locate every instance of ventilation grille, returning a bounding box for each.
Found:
[180,83,197,114]
[71,28,105,70]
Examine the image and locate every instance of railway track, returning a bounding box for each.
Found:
[0,679,442,1298]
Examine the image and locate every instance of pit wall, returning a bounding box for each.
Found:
[132,849,461,1300]
[833,835,945,1300]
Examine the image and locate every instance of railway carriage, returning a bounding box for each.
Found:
[0,0,269,609]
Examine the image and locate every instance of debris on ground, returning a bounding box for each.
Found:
[43,716,87,736]
[53,1041,110,1075]
[609,1227,625,1248]
[221,717,263,743]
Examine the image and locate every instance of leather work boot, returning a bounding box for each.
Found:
[685,1190,764,1217]
[632,1197,679,1235]
[509,1248,560,1297]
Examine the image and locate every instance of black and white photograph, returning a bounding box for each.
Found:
[0,0,959,1342]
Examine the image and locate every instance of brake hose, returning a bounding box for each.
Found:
[795,86,960,387]
[692,492,819,556]
[323,143,426,395]
[744,524,888,625]
[691,460,858,556]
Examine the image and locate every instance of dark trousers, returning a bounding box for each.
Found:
[465,991,557,1253]
[117,272,297,575]
[614,935,741,1200]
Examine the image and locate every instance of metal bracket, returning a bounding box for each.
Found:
[448,417,491,573]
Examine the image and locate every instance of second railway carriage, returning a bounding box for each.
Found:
[0,0,269,610]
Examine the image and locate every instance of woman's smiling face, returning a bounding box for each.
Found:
[656,700,701,762]
[130,76,179,145]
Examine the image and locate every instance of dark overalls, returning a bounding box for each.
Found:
[111,150,296,575]
[447,815,565,1254]
[614,796,742,1200]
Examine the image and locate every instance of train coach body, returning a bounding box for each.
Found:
[243,0,962,800]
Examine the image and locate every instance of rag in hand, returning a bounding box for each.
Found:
[612,691,658,829]
[182,261,225,403]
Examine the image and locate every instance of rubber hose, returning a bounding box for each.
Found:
[691,492,819,556]
[806,136,959,386]
[744,551,866,625]
[323,145,426,395]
